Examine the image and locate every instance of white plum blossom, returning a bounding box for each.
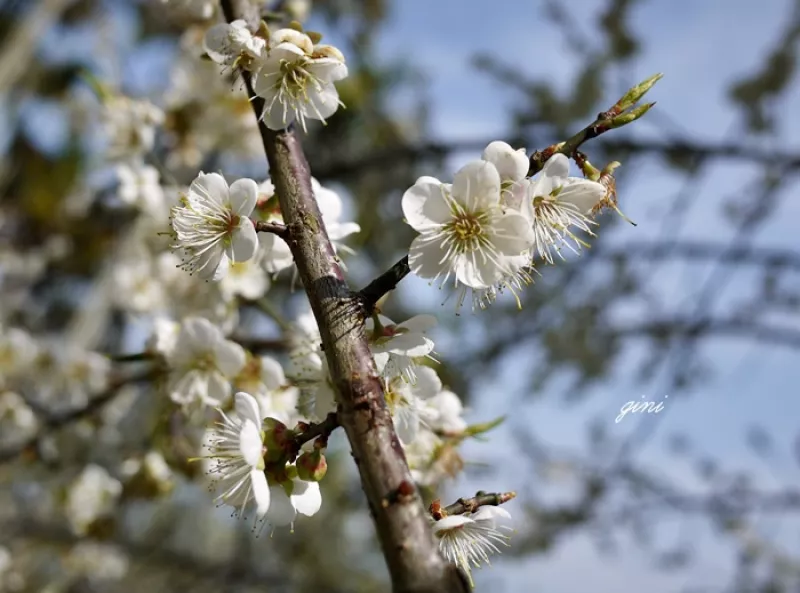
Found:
[116,161,165,215]
[101,97,164,159]
[0,326,38,388]
[0,391,38,449]
[384,366,442,444]
[219,256,271,301]
[516,154,606,263]
[433,506,512,586]
[253,28,348,131]
[235,355,299,424]
[203,391,270,520]
[165,317,246,407]
[64,464,122,535]
[257,177,359,275]
[367,314,436,382]
[146,317,180,357]
[204,20,266,66]
[265,478,322,529]
[423,389,468,434]
[171,172,259,280]
[402,160,535,309]
[28,344,111,410]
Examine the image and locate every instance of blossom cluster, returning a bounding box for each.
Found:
[203,21,348,131]
[403,142,609,309]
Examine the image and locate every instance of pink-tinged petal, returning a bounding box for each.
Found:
[413,366,442,398]
[402,177,450,230]
[540,153,570,179]
[229,178,258,216]
[238,420,263,467]
[408,235,448,280]
[214,340,246,377]
[265,486,295,526]
[558,179,606,213]
[490,211,536,255]
[482,141,528,183]
[452,160,501,211]
[306,84,340,121]
[291,480,321,516]
[189,172,229,205]
[235,391,262,426]
[229,218,258,263]
[250,470,271,518]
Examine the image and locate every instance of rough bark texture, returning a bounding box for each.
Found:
[220,3,469,591]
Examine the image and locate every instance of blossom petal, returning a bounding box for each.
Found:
[214,340,246,377]
[490,211,535,255]
[433,515,473,533]
[399,314,437,334]
[229,218,258,263]
[239,420,263,467]
[259,356,286,390]
[408,234,448,280]
[482,141,528,183]
[402,176,451,230]
[453,254,496,289]
[229,178,258,216]
[452,160,501,211]
[190,172,229,206]
[203,23,234,63]
[209,252,230,281]
[541,153,570,179]
[306,83,340,121]
[250,470,271,518]
[235,391,262,426]
[205,372,230,405]
[291,480,322,517]
[412,366,442,399]
[309,58,348,82]
[558,179,606,213]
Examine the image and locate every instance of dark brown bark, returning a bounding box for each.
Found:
[219,3,468,591]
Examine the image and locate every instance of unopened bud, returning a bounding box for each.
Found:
[614,73,663,112]
[611,102,656,128]
[297,449,327,482]
[263,418,293,463]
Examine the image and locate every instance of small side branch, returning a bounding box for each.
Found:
[429,491,517,520]
[254,220,289,238]
[357,255,411,313]
[291,411,340,451]
[528,73,661,175]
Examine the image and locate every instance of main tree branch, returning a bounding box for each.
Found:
[219,3,467,591]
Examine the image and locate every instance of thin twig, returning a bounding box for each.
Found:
[429,491,517,520]
[254,220,289,237]
[358,255,411,312]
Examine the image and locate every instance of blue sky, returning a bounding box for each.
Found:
[363,0,800,590]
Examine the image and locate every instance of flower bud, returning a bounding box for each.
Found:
[263,418,293,463]
[296,449,327,482]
